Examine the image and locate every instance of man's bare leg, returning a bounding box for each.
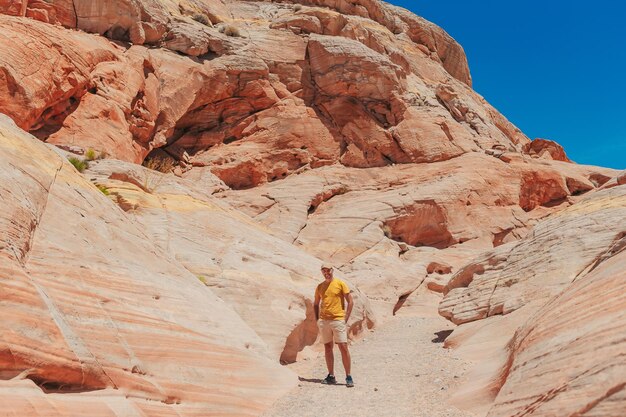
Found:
[337,342,351,376]
[324,341,334,375]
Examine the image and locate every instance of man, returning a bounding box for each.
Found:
[314,263,354,388]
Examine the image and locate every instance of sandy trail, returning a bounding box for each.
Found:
[262,295,474,417]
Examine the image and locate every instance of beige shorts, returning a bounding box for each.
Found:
[318,319,348,344]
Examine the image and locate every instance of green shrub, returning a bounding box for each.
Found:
[85,148,97,161]
[68,157,88,173]
[96,184,110,195]
[197,275,208,285]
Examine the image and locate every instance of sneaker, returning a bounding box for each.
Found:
[346,375,354,388]
[321,374,337,385]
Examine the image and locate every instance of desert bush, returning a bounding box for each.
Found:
[68,157,88,173]
[143,155,175,173]
[96,184,110,195]
[192,13,212,26]
[221,24,241,37]
[85,148,97,161]
[142,155,175,193]
[294,4,302,11]
[143,174,162,193]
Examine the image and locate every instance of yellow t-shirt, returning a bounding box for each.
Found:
[316,279,350,321]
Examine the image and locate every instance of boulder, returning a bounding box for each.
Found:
[0,15,119,132]
[523,137,571,162]
[307,34,406,101]
[0,0,25,16]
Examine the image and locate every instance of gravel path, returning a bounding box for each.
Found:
[262,302,474,417]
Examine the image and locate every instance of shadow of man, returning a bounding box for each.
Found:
[298,376,346,386]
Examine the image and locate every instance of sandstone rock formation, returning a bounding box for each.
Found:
[523,137,571,162]
[0,115,296,416]
[222,152,615,318]
[489,242,626,417]
[441,183,626,416]
[0,0,531,184]
[440,185,626,324]
[0,1,624,416]
[85,159,374,363]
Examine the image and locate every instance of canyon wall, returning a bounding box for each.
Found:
[0,1,624,416]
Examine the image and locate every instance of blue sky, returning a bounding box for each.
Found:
[391,0,625,169]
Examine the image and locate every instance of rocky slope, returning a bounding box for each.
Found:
[0,1,624,416]
[0,115,296,416]
[442,184,626,416]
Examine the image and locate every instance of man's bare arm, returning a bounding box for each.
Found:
[314,291,321,320]
[344,292,354,323]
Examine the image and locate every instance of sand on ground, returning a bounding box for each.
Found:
[262,293,474,417]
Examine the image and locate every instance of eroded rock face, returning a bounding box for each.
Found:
[222,152,616,319]
[488,244,626,417]
[0,16,119,133]
[440,184,626,416]
[0,115,299,415]
[1,0,529,186]
[1,1,625,416]
[15,0,472,91]
[308,34,406,101]
[280,0,472,86]
[84,159,375,363]
[0,0,25,15]
[440,186,626,325]
[0,16,165,162]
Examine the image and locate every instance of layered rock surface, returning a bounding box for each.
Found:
[439,186,626,325]
[222,152,615,316]
[441,183,626,416]
[489,242,626,417]
[1,1,625,416]
[84,159,374,363]
[1,0,530,186]
[0,116,297,416]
